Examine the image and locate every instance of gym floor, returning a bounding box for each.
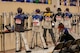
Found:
[0,46,55,53]
[0,32,80,53]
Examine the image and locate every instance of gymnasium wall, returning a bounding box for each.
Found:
[0,1,57,51]
[0,1,80,51]
[0,1,79,14]
[60,6,80,13]
[0,2,55,13]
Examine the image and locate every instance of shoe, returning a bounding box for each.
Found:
[15,50,21,52]
[30,47,35,49]
[26,50,31,53]
[44,47,48,49]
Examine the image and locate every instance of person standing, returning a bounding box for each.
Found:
[63,8,72,32]
[54,8,64,42]
[43,7,56,46]
[14,7,31,53]
[31,9,48,49]
[58,23,75,42]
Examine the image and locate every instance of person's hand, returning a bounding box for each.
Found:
[42,26,44,29]
[24,26,26,29]
[56,42,60,45]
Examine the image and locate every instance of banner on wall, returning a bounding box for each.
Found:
[26,0,30,2]
[1,0,52,4]
[64,0,67,6]
[60,0,77,6]
[16,0,24,2]
[35,0,39,3]
[26,0,33,2]
[2,0,13,1]
[48,0,51,4]
[70,0,77,6]
[30,0,33,2]
[39,0,44,3]
[45,0,48,4]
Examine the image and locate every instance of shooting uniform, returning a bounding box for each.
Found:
[31,14,47,48]
[63,12,72,31]
[54,12,64,28]
[43,12,56,45]
[54,12,64,41]
[14,13,30,51]
[59,28,75,42]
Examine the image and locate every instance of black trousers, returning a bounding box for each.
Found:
[43,28,56,45]
[59,33,75,42]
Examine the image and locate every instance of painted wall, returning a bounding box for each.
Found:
[0,1,57,51]
[0,1,80,51]
[0,2,56,13]
[60,6,80,13]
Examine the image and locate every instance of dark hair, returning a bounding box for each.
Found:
[46,7,50,12]
[57,8,62,11]
[35,9,40,13]
[66,8,69,12]
[58,23,64,29]
[17,7,22,13]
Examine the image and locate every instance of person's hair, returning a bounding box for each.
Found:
[46,7,50,12]
[17,7,22,13]
[58,23,64,29]
[35,9,40,13]
[66,8,69,12]
[57,8,62,11]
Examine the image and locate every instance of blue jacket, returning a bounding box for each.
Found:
[60,28,75,42]
[63,28,69,34]
[64,12,72,18]
[14,13,28,32]
[32,14,43,21]
[14,13,28,20]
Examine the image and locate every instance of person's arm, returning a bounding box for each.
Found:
[24,19,27,29]
[64,28,69,34]
[62,13,65,18]
[69,13,72,18]
[40,16,43,21]
[24,14,28,29]
[13,16,16,31]
[50,12,54,18]
[24,14,28,19]
[62,13,65,21]
[43,12,46,21]
[54,14,56,22]
[32,15,35,20]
